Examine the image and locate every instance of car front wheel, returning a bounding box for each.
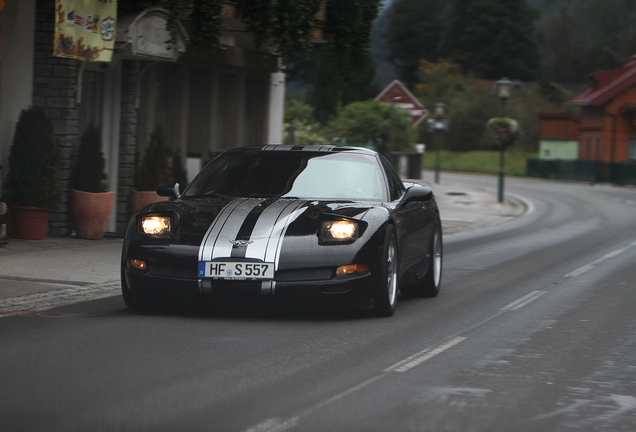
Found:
[373,225,398,317]
[415,221,442,297]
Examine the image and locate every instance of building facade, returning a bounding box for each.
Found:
[536,112,580,160]
[567,56,636,164]
[0,0,286,235]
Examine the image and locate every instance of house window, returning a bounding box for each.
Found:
[629,137,636,160]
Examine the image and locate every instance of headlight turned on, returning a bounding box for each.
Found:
[321,220,358,242]
[140,215,171,236]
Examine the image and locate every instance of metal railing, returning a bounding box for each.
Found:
[527,159,636,185]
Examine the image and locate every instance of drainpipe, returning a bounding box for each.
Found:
[602,112,617,163]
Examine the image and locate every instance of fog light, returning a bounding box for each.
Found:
[129,259,147,270]
[336,264,369,275]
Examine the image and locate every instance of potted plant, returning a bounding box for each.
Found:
[71,123,113,240]
[485,117,521,149]
[131,126,173,212]
[4,107,62,239]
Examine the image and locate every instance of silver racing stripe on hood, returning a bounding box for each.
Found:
[198,199,309,294]
[244,200,307,267]
[198,198,254,262]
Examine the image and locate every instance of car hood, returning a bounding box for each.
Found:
[139,196,381,245]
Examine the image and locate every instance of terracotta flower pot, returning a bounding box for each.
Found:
[11,205,51,240]
[131,189,169,214]
[71,189,114,240]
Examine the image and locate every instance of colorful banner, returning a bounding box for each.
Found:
[53,0,117,62]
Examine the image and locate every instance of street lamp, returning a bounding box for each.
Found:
[495,77,513,203]
[433,102,446,183]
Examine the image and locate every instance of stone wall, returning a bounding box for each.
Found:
[33,0,79,235]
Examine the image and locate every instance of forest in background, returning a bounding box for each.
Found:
[373,0,636,88]
[286,0,636,154]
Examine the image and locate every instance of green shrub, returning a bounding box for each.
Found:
[73,123,108,193]
[4,107,62,208]
[326,100,416,156]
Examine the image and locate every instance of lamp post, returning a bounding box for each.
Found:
[427,102,448,184]
[495,77,513,203]
[434,103,446,183]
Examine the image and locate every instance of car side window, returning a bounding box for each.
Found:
[379,156,405,201]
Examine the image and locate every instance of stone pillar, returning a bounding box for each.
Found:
[117,60,140,233]
[33,0,80,236]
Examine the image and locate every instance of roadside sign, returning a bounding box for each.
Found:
[375,80,428,126]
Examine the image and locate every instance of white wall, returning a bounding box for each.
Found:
[267,68,285,145]
[0,0,35,192]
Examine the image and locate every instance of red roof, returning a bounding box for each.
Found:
[567,56,636,106]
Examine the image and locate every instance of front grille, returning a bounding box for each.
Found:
[275,268,333,282]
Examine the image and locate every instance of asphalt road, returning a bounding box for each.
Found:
[1,174,636,432]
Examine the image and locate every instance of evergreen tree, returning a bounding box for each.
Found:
[307,0,381,124]
[538,0,636,83]
[73,123,108,193]
[385,0,448,88]
[440,0,540,80]
[538,4,590,82]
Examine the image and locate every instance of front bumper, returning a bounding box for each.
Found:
[123,267,374,302]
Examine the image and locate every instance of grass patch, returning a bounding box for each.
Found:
[422,150,537,176]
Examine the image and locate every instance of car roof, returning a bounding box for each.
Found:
[243,145,380,156]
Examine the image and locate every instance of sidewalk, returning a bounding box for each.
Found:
[432,182,527,236]
[0,182,527,312]
[0,236,123,313]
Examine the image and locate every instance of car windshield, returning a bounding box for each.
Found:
[183,150,385,201]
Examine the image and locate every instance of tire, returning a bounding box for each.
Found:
[412,221,442,298]
[121,265,141,309]
[373,225,399,317]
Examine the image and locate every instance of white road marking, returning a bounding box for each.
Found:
[501,291,546,311]
[565,264,595,278]
[242,337,468,431]
[565,240,636,278]
[386,336,468,373]
[242,416,299,432]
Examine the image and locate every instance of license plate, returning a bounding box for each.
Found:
[198,261,275,280]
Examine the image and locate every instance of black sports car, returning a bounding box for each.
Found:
[121,145,442,316]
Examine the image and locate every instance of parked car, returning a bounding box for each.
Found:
[121,145,442,316]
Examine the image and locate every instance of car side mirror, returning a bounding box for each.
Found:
[400,185,433,207]
[156,182,180,199]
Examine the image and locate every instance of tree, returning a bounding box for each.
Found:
[326,100,416,155]
[414,59,551,152]
[307,44,379,124]
[385,0,448,88]
[73,123,108,193]
[306,1,381,124]
[5,107,62,209]
[537,0,636,83]
[283,95,329,146]
[163,0,380,69]
[537,5,590,82]
[440,0,540,80]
